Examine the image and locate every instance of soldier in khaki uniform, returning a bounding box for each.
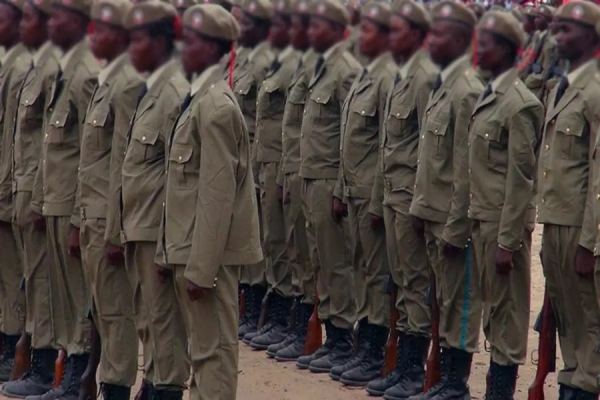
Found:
[407,2,484,399]
[234,0,275,342]
[29,0,100,397]
[538,2,600,399]
[2,0,61,396]
[330,0,395,388]
[76,1,144,398]
[0,0,29,381]
[342,0,368,67]
[249,0,300,351]
[270,0,318,362]
[366,2,436,398]
[294,0,360,374]
[121,2,190,399]
[469,11,544,399]
[158,6,263,399]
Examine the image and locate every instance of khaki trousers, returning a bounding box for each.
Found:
[472,220,530,366]
[301,178,355,330]
[46,216,90,355]
[260,162,293,297]
[0,219,24,335]
[80,218,137,386]
[13,191,52,348]
[542,224,600,393]
[348,197,389,327]
[124,241,189,389]
[383,200,430,336]
[423,220,481,353]
[283,173,314,304]
[174,265,239,400]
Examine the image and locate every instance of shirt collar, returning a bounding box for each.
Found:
[190,64,220,97]
[322,41,344,62]
[98,53,127,87]
[399,51,420,80]
[247,42,267,64]
[278,46,293,62]
[0,44,19,66]
[566,59,593,85]
[146,61,172,92]
[440,54,469,83]
[59,40,84,71]
[33,42,58,67]
[490,69,512,92]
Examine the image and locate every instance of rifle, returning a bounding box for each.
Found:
[384,275,399,375]
[528,289,556,400]
[54,349,66,388]
[424,277,441,390]
[10,331,31,381]
[304,285,322,355]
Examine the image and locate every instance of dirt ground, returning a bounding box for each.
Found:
[0,226,559,400]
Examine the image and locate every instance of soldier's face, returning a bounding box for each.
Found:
[359,18,385,57]
[90,21,120,60]
[231,5,243,24]
[270,13,289,49]
[308,16,337,53]
[181,28,212,74]
[476,30,503,71]
[129,29,156,73]
[20,2,44,48]
[554,20,594,61]
[48,6,81,48]
[428,20,455,65]
[0,4,20,47]
[389,15,414,57]
[289,14,309,51]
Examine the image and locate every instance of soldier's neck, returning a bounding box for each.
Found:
[395,43,421,65]
[490,64,511,80]
[568,53,595,74]
[59,32,86,54]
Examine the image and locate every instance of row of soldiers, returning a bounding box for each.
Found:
[226,0,600,400]
[0,0,599,400]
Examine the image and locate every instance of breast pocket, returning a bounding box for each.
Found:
[475,121,504,164]
[310,90,336,125]
[386,104,412,138]
[46,110,69,147]
[350,97,377,128]
[555,115,586,160]
[131,125,161,164]
[235,74,256,115]
[86,107,111,151]
[260,83,284,118]
[425,116,449,159]
[19,90,41,131]
[286,85,306,122]
[168,143,196,190]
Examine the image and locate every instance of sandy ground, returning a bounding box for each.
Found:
[0,226,559,400]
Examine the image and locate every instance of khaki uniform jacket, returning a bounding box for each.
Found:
[342,26,369,67]
[299,43,361,180]
[0,44,31,221]
[377,49,438,214]
[538,60,600,252]
[409,56,484,248]
[468,69,543,251]
[38,41,100,227]
[14,44,60,209]
[336,52,395,216]
[120,60,188,243]
[255,47,301,164]
[221,46,250,82]
[157,66,263,288]
[278,49,318,184]
[78,54,144,245]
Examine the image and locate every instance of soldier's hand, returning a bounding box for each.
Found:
[411,216,425,236]
[68,227,81,258]
[332,197,347,222]
[106,244,124,266]
[33,212,46,231]
[186,279,209,301]
[277,185,284,204]
[494,246,514,275]
[156,266,171,284]
[574,245,595,278]
[440,240,462,259]
[369,213,384,230]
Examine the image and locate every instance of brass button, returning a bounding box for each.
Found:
[178,156,182,161]
[543,171,547,177]
[484,133,489,138]
[596,194,600,200]
[93,120,96,124]
[55,120,59,124]
[542,198,545,204]
[421,135,424,139]
[25,100,28,104]
[545,144,549,151]
[396,113,400,117]
[142,136,146,141]
[434,129,438,133]
[566,128,570,133]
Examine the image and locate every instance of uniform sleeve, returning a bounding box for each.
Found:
[71,75,97,228]
[184,103,243,288]
[579,103,600,252]
[442,88,480,248]
[104,80,144,246]
[415,72,435,129]
[498,103,543,251]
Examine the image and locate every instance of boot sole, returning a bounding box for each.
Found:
[329,372,341,381]
[308,365,332,373]
[249,342,269,351]
[295,362,310,369]
[1,388,39,399]
[365,387,386,397]
[275,355,300,362]
[266,351,276,358]
[340,378,370,388]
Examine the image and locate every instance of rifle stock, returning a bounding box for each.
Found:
[528,290,556,400]
[9,331,30,381]
[384,277,399,375]
[304,286,322,355]
[424,278,441,391]
[54,349,66,388]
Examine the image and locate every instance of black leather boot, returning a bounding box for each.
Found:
[329,319,369,381]
[309,325,353,373]
[295,319,335,369]
[238,284,251,331]
[2,347,57,398]
[575,389,599,400]
[484,361,518,400]
[383,335,429,400]
[250,294,292,350]
[558,385,579,400]
[239,285,266,340]
[54,353,90,400]
[366,332,407,397]
[0,334,20,382]
[101,384,131,400]
[340,324,387,387]
[276,302,311,362]
[242,286,269,344]
[267,297,299,358]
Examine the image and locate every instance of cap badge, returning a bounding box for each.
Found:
[192,11,202,28]
[248,1,257,12]
[100,5,113,20]
[133,9,144,24]
[316,2,326,14]
[484,16,495,29]
[401,3,412,15]
[440,4,452,17]
[571,5,583,19]
[368,5,378,18]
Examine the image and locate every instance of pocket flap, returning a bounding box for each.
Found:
[49,110,69,128]
[169,144,194,164]
[235,73,254,96]
[20,89,40,108]
[89,107,110,127]
[427,118,448,136]
[476,121,502,141]
[555,115,584,137]
[389,104,411,120]
[287,87,306,105]
[311,90,332,105]
[133,125,160,145]
[351,98,377,117]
